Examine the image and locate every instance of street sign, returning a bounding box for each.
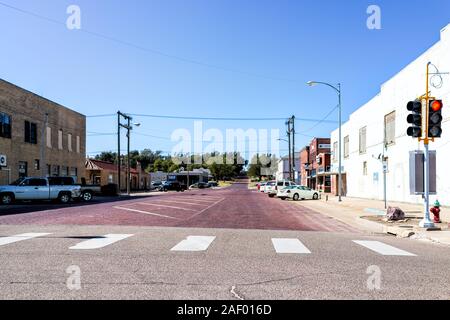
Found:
[0,155,6,167]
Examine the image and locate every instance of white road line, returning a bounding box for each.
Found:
[353,240,416,256]
[151,200,207,207]
[186,198,226,220]
[171,236,216,251]
[0,233,51,246]
[113,206,181,219]
[271,238,311,254]
[69,234,134,250]
[136,202,197,211]
[170,198,217,204]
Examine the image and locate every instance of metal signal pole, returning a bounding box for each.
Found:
[291,115,296,183]
[286,120,292,181]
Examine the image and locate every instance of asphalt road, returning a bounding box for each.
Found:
[0,182,449,300]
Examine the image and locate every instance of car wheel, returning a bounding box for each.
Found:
[59,193,71,204]
[1,193,14,205]
[280,197,286,200]
[313,193,319,200]
[82,191,93,202]
[293,193,300,201]
[268,194,275,198]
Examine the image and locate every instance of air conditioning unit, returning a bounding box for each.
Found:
[0,155,6,167]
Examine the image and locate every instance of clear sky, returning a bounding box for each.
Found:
[1,0,449,159]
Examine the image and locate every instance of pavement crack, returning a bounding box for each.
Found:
[230,285,245,300]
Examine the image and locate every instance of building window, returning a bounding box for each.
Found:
[76,136,80,153]
[52,165,60,176]
[47,164,51,176]
[363,161,368,176]
[61,166,68,176]
[359,126,367,154]
[70,167,78,177]
[384,111,396,146]
[58,129,63,150]
[24,121,37,144]
[68,133,72,152]
[344,136,349,158]
[18,161,28,177]
[46,127,52,148]
[34,159,40,170]
[0,112,12,139]
[332,142,338,162]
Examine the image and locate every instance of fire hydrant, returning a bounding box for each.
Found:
[430,200,441,223]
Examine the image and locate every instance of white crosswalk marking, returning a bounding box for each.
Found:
[0,233,51,246]
[69,234,134,250]
[353,240,416,256]
[272,238,311,254]
[171,236,216,252]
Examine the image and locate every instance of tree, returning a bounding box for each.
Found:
[95,151,117,164]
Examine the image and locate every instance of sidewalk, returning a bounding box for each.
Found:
[295,195,450,246]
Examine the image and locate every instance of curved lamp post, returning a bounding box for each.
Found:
[307,81,342,202]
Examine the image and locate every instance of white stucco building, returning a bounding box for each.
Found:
[330,23,450,205]
[276,152,300,183]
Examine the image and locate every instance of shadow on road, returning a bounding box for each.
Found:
[0,195,155,216]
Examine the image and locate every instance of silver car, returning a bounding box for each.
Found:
[0,177,81,205]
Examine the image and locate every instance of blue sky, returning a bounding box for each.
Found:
[1,0,449,159]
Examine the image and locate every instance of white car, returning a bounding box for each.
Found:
[285,186,320,201]
[266,180,296,198]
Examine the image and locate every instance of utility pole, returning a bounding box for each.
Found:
[286,120,292,181]
[117,112,121,194]
[291,115,296,183]
[117,111,140,196]
[127,116,131,196]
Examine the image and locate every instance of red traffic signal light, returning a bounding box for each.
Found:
[428,99,443,138]
[430,100,442,112]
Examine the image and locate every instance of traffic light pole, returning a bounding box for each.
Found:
[419,62,435,228]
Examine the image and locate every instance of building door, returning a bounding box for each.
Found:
[18,161,28,178]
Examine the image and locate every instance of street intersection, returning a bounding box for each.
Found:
[0,182,449,300]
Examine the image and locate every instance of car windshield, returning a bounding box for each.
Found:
[267,182,275,186]
[9,178,25,186]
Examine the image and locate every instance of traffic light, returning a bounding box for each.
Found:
[428,99,443,138]
[407,100,422,138]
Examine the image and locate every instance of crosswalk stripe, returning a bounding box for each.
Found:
[353,240,416,256]
[171,236,216,252]
[271,238,311,254]
[69,234,134,250]
[0,233,51,246]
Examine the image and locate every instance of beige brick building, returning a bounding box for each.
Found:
[0,79,86,184]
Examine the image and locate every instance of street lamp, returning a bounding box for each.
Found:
[307,81,342,202]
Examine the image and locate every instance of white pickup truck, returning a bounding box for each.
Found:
[0,177,82,205]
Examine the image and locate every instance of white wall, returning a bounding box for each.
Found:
[331,23,450,205]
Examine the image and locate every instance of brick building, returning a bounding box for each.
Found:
[298,138,331,193]
[0,79,86,184]
[84,159,150,191]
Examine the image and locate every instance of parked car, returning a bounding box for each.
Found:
[285,186,320,201]
[259,182,267,193]
[265,180,297,198]
[50,177,99,202]
[189,182,209,189]
[0,177,82,205]
[150,181,163,190]
[158,181,186,192]
[208,181,219,187]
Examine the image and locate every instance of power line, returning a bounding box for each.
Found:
[299,104,339,133]
[0,1,299,83]
[127,113,338,123]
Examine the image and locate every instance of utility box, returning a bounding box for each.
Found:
[409,150,436,195]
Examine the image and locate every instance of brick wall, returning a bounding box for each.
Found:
[0,79,86,184]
